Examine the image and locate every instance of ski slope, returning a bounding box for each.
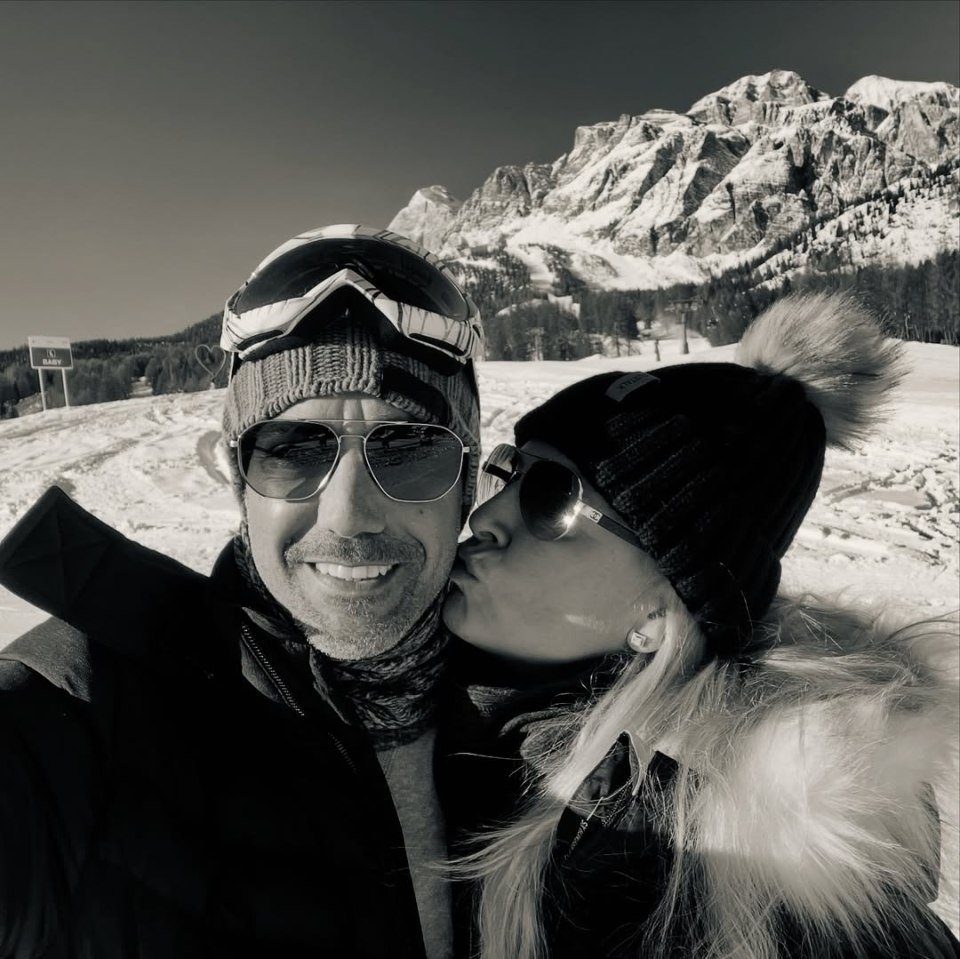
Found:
[0,339,958,931]
[2,339,956,640]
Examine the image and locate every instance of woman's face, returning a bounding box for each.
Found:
[443,440,662,664]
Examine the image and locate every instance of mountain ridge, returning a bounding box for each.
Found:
[390,70,959,297]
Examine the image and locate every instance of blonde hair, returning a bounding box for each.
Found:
[456,595,959,959]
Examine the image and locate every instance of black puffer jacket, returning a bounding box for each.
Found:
[541,737,959,959]
[0,487,431,959]
[439,643,960,959]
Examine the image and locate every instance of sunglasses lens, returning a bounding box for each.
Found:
[239,421,339,500]
[233,236,468,321]
[365,424,465,501]
[477,444,517,504]
[519,460,581,541]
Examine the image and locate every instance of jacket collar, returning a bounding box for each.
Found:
[0,485,234,680]
[555,732,679,864]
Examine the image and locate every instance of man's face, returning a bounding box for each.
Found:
[244,393,462,659]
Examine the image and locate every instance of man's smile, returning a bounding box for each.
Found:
[308,561,396,582]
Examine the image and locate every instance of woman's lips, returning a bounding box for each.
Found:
[450,552,482,585]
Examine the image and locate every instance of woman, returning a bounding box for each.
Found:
[440,293,959,959]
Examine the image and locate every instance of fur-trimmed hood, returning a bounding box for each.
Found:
[589,595,960,956]
[679,597,955,931]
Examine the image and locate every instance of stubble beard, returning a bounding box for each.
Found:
[299,593,417,660]
[281,533,432,660]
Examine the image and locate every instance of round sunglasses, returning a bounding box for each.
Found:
[478,443,644,548]
[231,419,470,503]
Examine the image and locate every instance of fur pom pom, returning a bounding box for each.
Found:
[736,293,906,450]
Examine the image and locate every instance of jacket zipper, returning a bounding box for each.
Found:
[239,622,357,775]
[562,782,635,864]
[240,623,305,715]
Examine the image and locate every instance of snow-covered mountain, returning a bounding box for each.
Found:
[389,71,959,293]
[388,185,461,254]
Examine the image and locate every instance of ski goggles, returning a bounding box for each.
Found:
[478,443,644,548]
[221,225,484,376]
[231,419,471,503]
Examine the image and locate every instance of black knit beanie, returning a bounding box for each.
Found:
[514,294,904,657]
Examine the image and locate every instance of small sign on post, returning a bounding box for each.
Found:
[28,336,74,410]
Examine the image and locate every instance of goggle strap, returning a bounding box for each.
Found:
[225,268,482,370]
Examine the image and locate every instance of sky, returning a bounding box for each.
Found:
[0,0,957,351]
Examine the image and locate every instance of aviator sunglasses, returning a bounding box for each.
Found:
[478,443,645,548]
[231,420,470,503]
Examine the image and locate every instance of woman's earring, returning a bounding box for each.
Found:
[626,606,667,654]
[626,628,658,653]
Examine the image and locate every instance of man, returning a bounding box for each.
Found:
[0,225,483,958]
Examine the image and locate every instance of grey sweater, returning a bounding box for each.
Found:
[377,726,452,959]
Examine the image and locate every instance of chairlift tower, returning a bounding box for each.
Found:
[662,298,699,355]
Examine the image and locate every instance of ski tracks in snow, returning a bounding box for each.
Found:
[0,391,239,575]
[0,344,956,614]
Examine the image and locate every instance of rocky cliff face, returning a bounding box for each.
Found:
[389,70,959,292]
[388,185,462,254]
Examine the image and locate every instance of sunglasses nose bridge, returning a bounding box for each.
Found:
[330,433,367,474]
[311,438,389,535]
[340,431,383,485]
[328,432,412,505]
[277,428,366,500]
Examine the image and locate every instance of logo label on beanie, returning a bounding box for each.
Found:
[606,371,659,403]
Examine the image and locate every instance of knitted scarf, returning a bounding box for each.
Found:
[310,598,448,749]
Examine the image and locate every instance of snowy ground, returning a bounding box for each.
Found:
[1,336,956,634]
[1,338,958,929]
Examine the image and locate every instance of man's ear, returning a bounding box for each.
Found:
[624,603,668,654]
